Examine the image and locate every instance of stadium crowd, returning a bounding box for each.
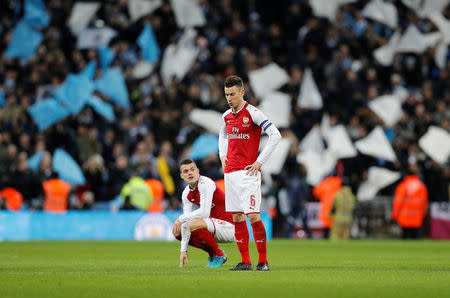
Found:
[0,0,449,237]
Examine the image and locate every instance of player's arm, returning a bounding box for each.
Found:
[245,108,282,175]
[178,188,194,224]
[179,222,190,268]
[219,117,228,169]
[179,179,214,223]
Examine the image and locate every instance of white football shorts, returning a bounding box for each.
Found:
[205,218,235,243]
[224,170,262,214]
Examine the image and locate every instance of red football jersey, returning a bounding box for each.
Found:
[181,175,233,223]
[222,102,271,173]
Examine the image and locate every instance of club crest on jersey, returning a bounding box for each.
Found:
[242,116,250,127]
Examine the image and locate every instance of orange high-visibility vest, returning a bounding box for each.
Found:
[313,176,342,228]
[146,179,164,212]
[1,187,24,211]
[215,179,225,192]
[43,179,71,212]
[392,175,428,228]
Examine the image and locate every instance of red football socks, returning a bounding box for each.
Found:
[234,220,251,264]
[251,220,267,264]
[190,229,223,257]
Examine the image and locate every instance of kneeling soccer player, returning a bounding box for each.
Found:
[172,158,235,268]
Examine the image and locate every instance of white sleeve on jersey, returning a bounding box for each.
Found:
[178,187,194,223]
[219,117,228,159]
[180,222,190,252]
[178,177,215,224]
[248,106,282,164]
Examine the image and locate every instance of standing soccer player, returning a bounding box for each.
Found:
[172,158,235,268]
[219,75,281,271]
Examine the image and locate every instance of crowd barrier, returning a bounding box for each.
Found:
[0,210,272,241]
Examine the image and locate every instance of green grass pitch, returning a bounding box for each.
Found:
[1,240,449,298]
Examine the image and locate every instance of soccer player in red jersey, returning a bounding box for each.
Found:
[219,75,281,271]
[172,158,235,268]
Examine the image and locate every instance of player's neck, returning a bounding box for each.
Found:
[232,100,245,114]
[188,180,198,190]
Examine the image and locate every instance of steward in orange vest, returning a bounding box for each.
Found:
[392,174,428,239]
[43,174,71,213]
[313,176,342,238]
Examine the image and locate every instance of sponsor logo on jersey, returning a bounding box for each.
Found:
[228,133,250,139]
[229,127,250,139]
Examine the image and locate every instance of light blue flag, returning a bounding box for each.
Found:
[54,74,95,114]
[80,60,97,80]
[23,0,49,28]
[52,149,86,185]
[190,134,219,160]
[27,150,44,171]
[5,20,43,59]
[94,69,130,109]
[88,96,115,122]
[0,90,5,107]
[98,47,115,71]
[28,98,71,131]
[137,24,160,63]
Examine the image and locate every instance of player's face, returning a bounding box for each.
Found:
[224,86,244,111]
[180,163,200,185]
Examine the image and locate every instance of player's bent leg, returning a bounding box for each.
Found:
[172,221,181,239]
[187,218,208,231]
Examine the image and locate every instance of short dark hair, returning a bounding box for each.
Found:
[224,75,243,89]
[179,158,196,168]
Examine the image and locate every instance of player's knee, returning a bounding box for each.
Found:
[247,213,261,224]
[232,213,245,222]
[172,226,181,239]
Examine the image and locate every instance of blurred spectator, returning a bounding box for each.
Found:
[392,166,429,239]
[330,185,355,240]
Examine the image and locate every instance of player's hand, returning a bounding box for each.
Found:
[179,251,189,268]
[220,156,228,170]
[244,161,262,176]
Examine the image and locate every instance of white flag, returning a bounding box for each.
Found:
[160,29,199,87]
[435,40,448,69]
[362,0,398,28]
[170,0,206,28]
[357,167,401,201]
[298,68,323,109]
[300,126,324,153]
[132,60,154,79]
[321,113,331,140]
[297,150,337,186]
[189,109,223,135]
[326,125,357,160]
[368,94,403,127]
[418,126,450,165]
[262,138,292,175]
[309,0,356,21]
[355,126,397,162]
[258,92,291,129]
[68,2,100,36]
[401,0,448,17]
[76,27,117,49]
[128,0,162,22]
[374,31,401,66]
[396,25,429,54]
[248,63,289,98]
[426,11,450,43]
